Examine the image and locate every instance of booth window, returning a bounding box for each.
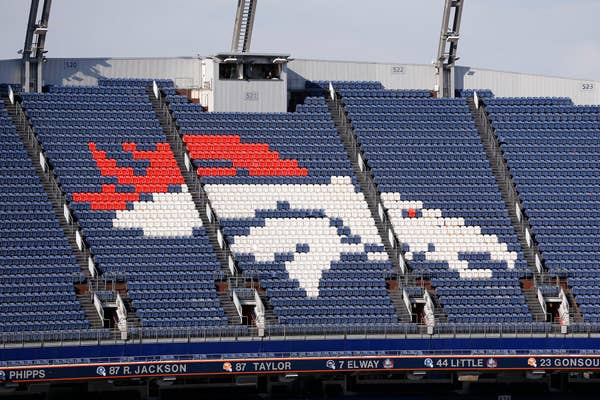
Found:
[219,64,238,80]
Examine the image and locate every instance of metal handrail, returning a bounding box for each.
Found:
[329,91,409,279]
[1,319,592,350]
[474,98,547,273]
[152,87,241,278]
[11,98,98,277]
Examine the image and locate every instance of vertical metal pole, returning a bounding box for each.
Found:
[24,60,31,93]
[37,60,43,92]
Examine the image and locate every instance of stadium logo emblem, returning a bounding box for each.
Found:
[0,370,6,381]
[486,358,498,368]
[381,193,518,279]
[325,360,336,370]
[222,362,233,372]
[527,358,538,368]
[424,358,434,368]
[96,366,106,377]
[73,142,202,238]
[383,359,394,369]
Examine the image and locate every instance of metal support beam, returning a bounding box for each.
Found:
[435,0,464,98]
[21,0,52,93]
[231,0,258,53]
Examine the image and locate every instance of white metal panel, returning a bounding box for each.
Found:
[0,59,21,85]
[213,79,287,113]
[288,59,435,91]
[459,66,600,105]
[1,57,598,104]
[38,57,203,88]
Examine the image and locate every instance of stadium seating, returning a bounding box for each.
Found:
[0,100,104,338]
[20,81,233,332]
[338,83,534,325]
[167,90,401,328]
[485,96,600,323]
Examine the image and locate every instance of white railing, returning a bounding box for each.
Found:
[116,293,127,320]
[115,292,128,340]
[558,289,570,333]
[88,256,96,277]
[329,81,335,101]
[525,228,532,248]
[63,204,71,224]
[476,98,547,275]
[206,204,213,223]
[92,293,105,322]
[254,289,265,337]
[152,80,159,99]
[402,289,412,315]
[217,229,224,249]
[357,152,365,172]
[422,291,436,334]
[39,152,47,172]
[232,291,243,324]
[184,153,191,171]
[75,230,84,251]
[537,288,548,316]
[473,90,479,109]
[228,255,236,276]
[398,254,406,274]
[535,254,543,274]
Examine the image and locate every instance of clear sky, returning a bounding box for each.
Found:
[1,0,599,80]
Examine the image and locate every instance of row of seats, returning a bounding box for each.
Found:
[484,96,600,323]
[166,84,401,325]
[339,83,532,323]
[22,80,229,333]
[0,101,95,334]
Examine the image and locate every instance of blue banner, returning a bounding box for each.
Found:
[2,355,600,383]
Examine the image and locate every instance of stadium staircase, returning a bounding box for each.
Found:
[467,96,544,276]
[147,86,263,330]
[467,96,585,326]
[521,284,548,323]
[2,95,105,331]
[77,294,105,329]
[325,91,435,327]
[147,87,236,280]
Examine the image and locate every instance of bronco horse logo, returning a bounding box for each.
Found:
[72,142,203,237]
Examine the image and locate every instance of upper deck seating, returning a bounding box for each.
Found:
[0,100,100,338]
[485,96,600,324]
[169,92,402,329]
[339,84,534,325]
[20,81,232,332]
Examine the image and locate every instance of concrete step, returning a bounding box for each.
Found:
[77,294,105,329]
[522,288,548,322]
[148,88,260,327]
[217,292,243,325]
[467,97,542,276]
[325,95,403,274]
[387,286,413,323]
[4,97,97,284]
